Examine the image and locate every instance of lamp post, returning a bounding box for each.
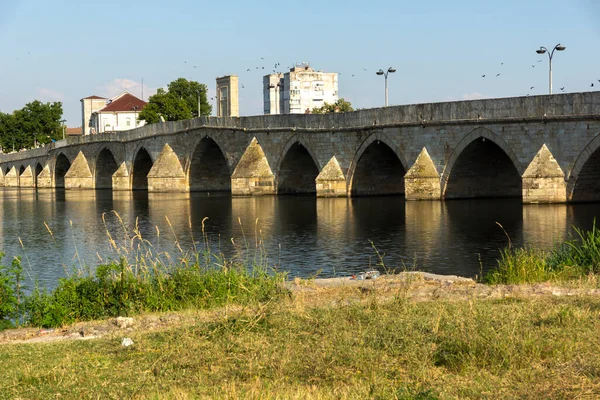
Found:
[376,67,396,106]
[131,106,140,128]
[536,44,566,95]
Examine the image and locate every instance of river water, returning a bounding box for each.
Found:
[1,188,600,287]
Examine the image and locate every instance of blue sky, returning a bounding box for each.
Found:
[1,0,599,126]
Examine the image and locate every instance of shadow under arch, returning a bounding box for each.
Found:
[442,127,522,199]
[35,163,43,186]
[568,132,600,202]
[96,147,119,190]
[188,136,231,192]
[348,132,408,197]
[276,136,320,195]
[132,147,153,190]
[54,153,71,188]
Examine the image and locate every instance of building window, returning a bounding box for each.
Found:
[220,87,228,99]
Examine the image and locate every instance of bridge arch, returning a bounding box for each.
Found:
[54,153,71,188]
[95,147,119,190]
[442,127,522,199]
[35,163,43,186]
[348,131,408,197]
[188,136,231,192]
[567,132,600,202]
[132,147,153,190]
[276,136,320,195]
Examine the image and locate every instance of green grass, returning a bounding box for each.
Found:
[0,213,286,329]
[1,294,600,399]
[486,222,600,284]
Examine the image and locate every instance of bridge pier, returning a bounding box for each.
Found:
[521,145,567,203]
[5,167,18,187]
[37,165,52,188]
[147,144,188,192]
[19,166,35,188]
[64,152,94,189]
[231,138,276,196]
[112,162,131,191]
[404,148,442,200]
[316,156,347,197]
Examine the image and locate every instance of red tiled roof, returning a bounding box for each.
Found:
[66,127,82,135]
[82,95,106,100]
[99,92,147,113]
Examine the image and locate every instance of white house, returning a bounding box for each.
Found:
[82,91,147,134]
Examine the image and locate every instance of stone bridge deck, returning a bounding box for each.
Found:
[1,91,599,203]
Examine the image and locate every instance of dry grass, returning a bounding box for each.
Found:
[1,278,600,399]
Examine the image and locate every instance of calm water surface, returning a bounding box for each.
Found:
[2,188,600,287]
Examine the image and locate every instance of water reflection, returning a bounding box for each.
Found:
[2,189,600,287]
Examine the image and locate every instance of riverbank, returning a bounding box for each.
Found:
[2,272,600,398]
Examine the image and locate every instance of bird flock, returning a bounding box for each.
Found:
[179,54,600,102]
[479,58,599,96]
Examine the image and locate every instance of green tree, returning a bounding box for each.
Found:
[311,98,353,114]
[138,78,212,124]
[0,101,63,152]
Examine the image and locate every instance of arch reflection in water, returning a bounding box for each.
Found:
[443,199,524,273]
[350,196,406,271]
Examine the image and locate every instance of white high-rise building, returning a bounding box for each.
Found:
[263,64,338,114]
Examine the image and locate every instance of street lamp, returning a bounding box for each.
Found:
[536,43,566,95]
[131,106,140,128]
[376,67,396,106]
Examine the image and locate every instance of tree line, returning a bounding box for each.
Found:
[0,101,64,152]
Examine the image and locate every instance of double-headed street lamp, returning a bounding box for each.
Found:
[376,67,396,106]
[536,43,566,95]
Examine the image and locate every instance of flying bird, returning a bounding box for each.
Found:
[352,74,355,77]
[481,74,486,77]
[247,69,250,72]
[560,87,565,91]
[532,65,535,68]
[242,84,245,88]
[184,61,187,63]
[363,68,367,71]
[537,60,542,63]
[530,86,535,89]
[193,65,197,68]
[500,62,504,65]
[592,83,595,87]
[496,73,501,77]
[261,57,264,60]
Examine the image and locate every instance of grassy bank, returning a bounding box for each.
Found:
[1,289,600,398]
[0,215,286,330]
[486,222,600,284]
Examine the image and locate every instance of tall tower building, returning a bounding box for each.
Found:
[216,75,239,117]
[263,63,338,114]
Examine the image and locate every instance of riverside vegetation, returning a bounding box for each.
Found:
[2,217,600,398]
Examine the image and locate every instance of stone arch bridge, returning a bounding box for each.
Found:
[1,92,599,203]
